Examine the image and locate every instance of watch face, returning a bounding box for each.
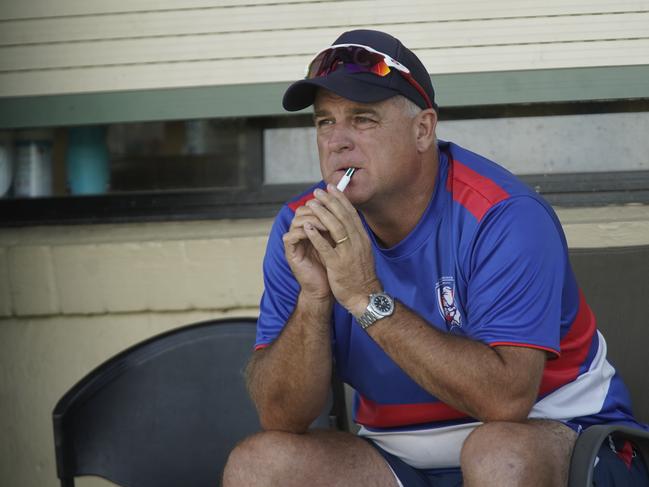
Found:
[372,294,393,315]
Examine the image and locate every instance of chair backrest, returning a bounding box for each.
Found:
[53,318,263,487]
[569,245,649,423]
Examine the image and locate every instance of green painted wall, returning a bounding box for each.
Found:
[2,66,648,129]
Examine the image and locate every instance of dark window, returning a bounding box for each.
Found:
[1,100,648,226]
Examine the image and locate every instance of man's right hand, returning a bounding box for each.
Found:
[282,204,332,303]
[248,204,334,433]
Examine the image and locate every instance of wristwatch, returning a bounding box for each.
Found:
[356,292,395,330]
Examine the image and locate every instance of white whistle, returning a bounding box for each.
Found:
[336,167,356,192]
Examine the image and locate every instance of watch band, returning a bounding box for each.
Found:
[356,292,395,330]
[357,308,381,329]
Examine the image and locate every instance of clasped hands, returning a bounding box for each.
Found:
[282,184,380,317]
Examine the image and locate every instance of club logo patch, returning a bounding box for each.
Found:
[435,276,462,330]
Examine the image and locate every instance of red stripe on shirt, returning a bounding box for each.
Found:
[489,342,559,357]
[355,394,469,428]
[288,193,316,213]
[447,159,509,221]
[538,289,597,396]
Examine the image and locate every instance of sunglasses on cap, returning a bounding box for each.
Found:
[306,43,434,110]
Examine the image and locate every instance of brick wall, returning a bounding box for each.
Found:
[0,218,271,487]
[0,219,271,318]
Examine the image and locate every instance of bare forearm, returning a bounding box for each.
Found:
[247,294,334,432]
[366,304,544,422]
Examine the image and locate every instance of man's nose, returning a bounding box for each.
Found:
[328,123,354,153]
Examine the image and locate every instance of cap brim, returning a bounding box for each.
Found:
[282,70,399,111]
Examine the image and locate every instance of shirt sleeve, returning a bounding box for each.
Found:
[255,206,300,349]
[464,196,566,356]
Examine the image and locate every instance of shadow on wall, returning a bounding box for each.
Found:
[570,245,649,424]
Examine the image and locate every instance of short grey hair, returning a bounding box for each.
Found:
[393,95,423,118]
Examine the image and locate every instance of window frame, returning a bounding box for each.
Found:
[1,98,648,227]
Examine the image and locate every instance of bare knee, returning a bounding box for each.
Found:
[460,421,576,487]
[222,430,300,487]
[461,422,533,481]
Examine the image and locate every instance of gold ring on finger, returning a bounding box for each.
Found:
[335,235,349,245]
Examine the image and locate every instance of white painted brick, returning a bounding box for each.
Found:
[8,246,59,316]
[51,236,267,314]
[184,236,266,309]
[52,244,106,314]
[130,240,190,311]
[11,224,269,315]
[53,241,190,314]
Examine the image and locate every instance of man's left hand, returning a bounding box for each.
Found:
[303,184,381,316]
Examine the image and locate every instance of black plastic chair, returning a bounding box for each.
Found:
[52,317,345,487]
[569,425,649,486]
[52,318,260,486]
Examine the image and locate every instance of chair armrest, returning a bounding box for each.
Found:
[569,424,649,487]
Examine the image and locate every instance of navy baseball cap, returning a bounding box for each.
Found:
[282,29,436,112]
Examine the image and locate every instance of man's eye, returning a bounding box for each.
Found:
[355,116,376,125]
[316,119,334,127]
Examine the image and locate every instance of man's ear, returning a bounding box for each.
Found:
[415,109,438,152]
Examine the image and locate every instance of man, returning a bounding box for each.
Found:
[223,29,648,486]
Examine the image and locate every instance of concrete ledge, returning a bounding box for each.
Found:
[0,219,271,317]
[556,204,649,248]
[1,206,648,317]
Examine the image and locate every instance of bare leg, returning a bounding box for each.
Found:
[461,419,577,487]
[222,429,399,487]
